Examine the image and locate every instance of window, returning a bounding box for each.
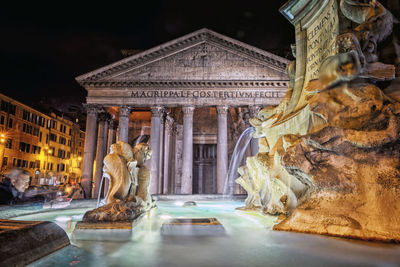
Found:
[39,132,42,142]
[60,163,65,172]
[1,100,16,115]
[59,124,66,133]
[22,110,29,120]
[22,160,28,168]
[67,152,70,158]
[50,133,57,142]
[29,161,35,169]
[0,101,8,112]
[32,145,41,154]
[36,116,45,127]
[69,128,72,135]
[5,139,12,149]
[58,149,66,159]
[35,160,40,168]
[17,159,22,167]
[59,136,66,145]
[0,115,4,125]
[33,128,39,137]
[22,123,33,134]
[47,162,53,170]
[2,157,7,167]
[19,142,30,153]
[8,118,13,128]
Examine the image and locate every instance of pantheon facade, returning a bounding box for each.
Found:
[76,28,289,197]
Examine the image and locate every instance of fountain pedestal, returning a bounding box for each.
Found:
[72,212,150,242]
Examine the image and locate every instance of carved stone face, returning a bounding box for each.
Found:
[133,143,152,164]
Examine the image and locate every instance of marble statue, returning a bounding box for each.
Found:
[103,141,137,204]
[238,0,400,241]
[82,141,154,222]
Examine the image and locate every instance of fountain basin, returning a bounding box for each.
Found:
[1,198,399,266]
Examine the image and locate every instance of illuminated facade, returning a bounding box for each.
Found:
[0,93,85,185]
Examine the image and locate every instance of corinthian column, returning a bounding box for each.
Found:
[217,105,228,194]
[249,105,262,156]
[118,105,131,143]
[163,113,174,194]
[181,106,195,194]
[106,119,116,154]
[93,112,109,198]
[82,104,100,198]
[158,112,165,193]
[150,106,164,194]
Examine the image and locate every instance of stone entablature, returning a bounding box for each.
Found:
[87,88,287,107]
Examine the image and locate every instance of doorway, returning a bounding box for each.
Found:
[193,144,217,194]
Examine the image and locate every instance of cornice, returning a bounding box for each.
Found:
[81,79,289,88]
[76,28,290,85]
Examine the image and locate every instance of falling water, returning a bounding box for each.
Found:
[97,175,106,208]
[224,127,256,195]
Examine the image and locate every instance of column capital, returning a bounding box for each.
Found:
[182,106,195,116]
[248,105,262,118]
[216,105,229,116]
[98,112,112,122]
[119,105,132,117]
[165,113,175,132]
[84,104,102,115]
[151,106,164,117]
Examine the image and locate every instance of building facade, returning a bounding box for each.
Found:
[76,28,290,197]
[0,93,85,186]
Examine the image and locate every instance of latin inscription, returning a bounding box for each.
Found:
[305,0,339,85]
[130,90,282,99]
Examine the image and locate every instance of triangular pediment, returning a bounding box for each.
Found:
[76,28,290,87]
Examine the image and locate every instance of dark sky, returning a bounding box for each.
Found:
[0,0,294,108]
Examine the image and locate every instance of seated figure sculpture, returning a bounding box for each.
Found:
[83,141,154,223]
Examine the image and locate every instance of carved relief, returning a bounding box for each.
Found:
[109,43,286,82]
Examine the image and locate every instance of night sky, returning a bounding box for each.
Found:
[1,0,294,109]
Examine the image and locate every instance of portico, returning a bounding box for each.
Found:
[76,28,289,197]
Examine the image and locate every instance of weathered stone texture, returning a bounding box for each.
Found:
[0,220,69,266]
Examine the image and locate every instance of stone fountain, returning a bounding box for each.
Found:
[73,141,155,240]
[237,0,400,242]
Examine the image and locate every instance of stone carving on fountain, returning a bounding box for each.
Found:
[83,141,154,222]
[238,0,400,241]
